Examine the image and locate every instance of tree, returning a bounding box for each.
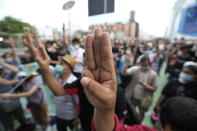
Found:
[0,16,33,39]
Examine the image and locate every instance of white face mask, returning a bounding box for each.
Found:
[126,50,131,54]
[47,48,53,52]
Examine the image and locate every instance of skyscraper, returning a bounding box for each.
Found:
[88,0,115,16]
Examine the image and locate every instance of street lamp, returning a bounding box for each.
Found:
[62,0,75,41]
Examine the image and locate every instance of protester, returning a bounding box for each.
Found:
[0,60,26,131]
[156,64,197,112]
[63,24,85,78]
[0,71,50,129]
[123,55,157,119]
[52,55,80,131]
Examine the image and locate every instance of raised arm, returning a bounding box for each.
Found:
[0,60,18,72]
[24,31,65,96]
[80,28,117,131]
[122,54,132,75]
[63,23,69,49]
[9,37,16,58]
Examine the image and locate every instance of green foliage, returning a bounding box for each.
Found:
[0,16,33,39]
[155,37,165,41]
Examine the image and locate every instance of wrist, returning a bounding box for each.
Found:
[41,67,50,73]
[94,108,115,131]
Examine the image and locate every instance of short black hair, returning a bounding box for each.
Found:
[72,38,80,43]
[160,97,197,131]
[2,52,11,58]
[139,55,150,64]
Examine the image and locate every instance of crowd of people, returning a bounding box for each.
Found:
[0,24,197,131]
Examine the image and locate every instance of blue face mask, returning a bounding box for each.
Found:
[145,50,152,55]
[74,45,79,49]
[179,72,193,82]
[55,65,63,74]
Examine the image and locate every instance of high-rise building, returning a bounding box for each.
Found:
[88,0,115,16]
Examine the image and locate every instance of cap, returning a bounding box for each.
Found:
[17,71,27,78]
[184,61,197,67]
[62,55,77,69]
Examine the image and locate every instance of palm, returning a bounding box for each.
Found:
[82,28,117,110]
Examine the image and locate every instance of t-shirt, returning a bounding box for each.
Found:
[161,78,195,105]
[4,57,21,68]
[0,71,19,105]
[23,76,46,105]
[68,45,85,73]
[53,73,79,120]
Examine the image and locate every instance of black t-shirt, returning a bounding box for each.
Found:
[63,78,128,131]
[166,62,183,79]
[161,78,196,105]
[184,82,197,100]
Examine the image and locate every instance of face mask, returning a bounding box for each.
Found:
[5,58,13,63]
[55,65,64,74]
[179,72,193,82]
[74,45,79,49]
[47,48,53,52]
[145,50,152,55]
[126,50,131,54]
[141,66,149,71]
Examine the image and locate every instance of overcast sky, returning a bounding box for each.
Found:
[0,0,176,37]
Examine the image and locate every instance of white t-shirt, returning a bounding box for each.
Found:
[69,45,85,73]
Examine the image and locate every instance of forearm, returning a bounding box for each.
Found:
[11,47,16,58]
[143,83,156,91]
[0,61,18,72]
[63,32,69,48]
[42,69,65,96]
[0,78,18,85]
[122,62,128,75]
[9,92,30,98]
[94,108,115,131]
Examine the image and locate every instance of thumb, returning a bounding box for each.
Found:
[81,77,111,103]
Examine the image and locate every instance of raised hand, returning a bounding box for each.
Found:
[32,27,41,46]
[81,27,117,110]
[80,28,117,131]
[24,31,50,71]
[63,23,65,32]
[9,37,15,48]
